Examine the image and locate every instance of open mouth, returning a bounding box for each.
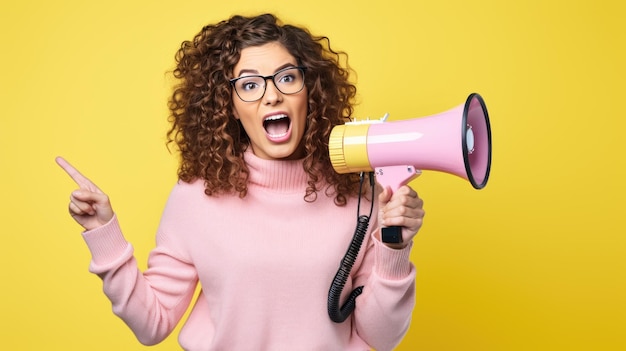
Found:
[263,114,291,138]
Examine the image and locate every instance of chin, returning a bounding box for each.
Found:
[269,143,306,160]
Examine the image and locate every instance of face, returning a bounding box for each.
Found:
[231,42,308,160]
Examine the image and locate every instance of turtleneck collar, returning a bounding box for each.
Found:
[244,149,310,195]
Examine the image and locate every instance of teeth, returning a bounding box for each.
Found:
[269,132,288,137]
[264,114,288,121]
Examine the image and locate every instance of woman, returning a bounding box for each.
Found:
[57,13,425,351]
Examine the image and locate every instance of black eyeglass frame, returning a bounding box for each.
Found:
[229,66,308,102]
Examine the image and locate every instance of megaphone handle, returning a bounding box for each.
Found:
[374,165,421,244]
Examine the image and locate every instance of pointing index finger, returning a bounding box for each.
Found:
[55,156,100,192]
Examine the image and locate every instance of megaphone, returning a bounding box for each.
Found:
[328,93,492,242]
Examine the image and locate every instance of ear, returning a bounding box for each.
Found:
[232,106,240,120]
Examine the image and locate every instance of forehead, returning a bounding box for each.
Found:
[234,42,297,75]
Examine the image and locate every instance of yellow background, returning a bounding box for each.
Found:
[1,0,624,350]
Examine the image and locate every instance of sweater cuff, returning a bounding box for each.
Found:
[81,214,132,268]
[373,235,413,280]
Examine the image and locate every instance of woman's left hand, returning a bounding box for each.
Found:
[377,185,425,249]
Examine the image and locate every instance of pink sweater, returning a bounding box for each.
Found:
[81,151,416,351]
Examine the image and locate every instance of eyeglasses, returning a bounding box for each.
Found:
[230,66,307,102]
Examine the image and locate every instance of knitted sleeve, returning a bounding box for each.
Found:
[352,224,417,351]
[81,211,198,345]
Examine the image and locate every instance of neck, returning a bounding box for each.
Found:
[244,150,310,194]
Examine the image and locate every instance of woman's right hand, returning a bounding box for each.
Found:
[56,156,114,231]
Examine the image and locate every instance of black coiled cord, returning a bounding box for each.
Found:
[328,172,375,323]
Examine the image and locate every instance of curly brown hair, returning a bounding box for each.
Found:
[167,13,362,205]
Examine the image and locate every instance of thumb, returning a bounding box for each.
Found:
[72,189,109,204]
[70,189,114,226]
[378,186,393,205]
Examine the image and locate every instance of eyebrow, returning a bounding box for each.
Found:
[234,63,298,78]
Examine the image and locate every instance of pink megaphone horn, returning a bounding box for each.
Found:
[328,93,492,242]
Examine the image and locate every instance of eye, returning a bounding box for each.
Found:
[276,69,300,85]
[278,73,295,83]
[237,77,263,91]
[242,82,258,91]
[278,69,297,83]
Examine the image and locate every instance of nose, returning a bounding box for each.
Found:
[263,79,282,105]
